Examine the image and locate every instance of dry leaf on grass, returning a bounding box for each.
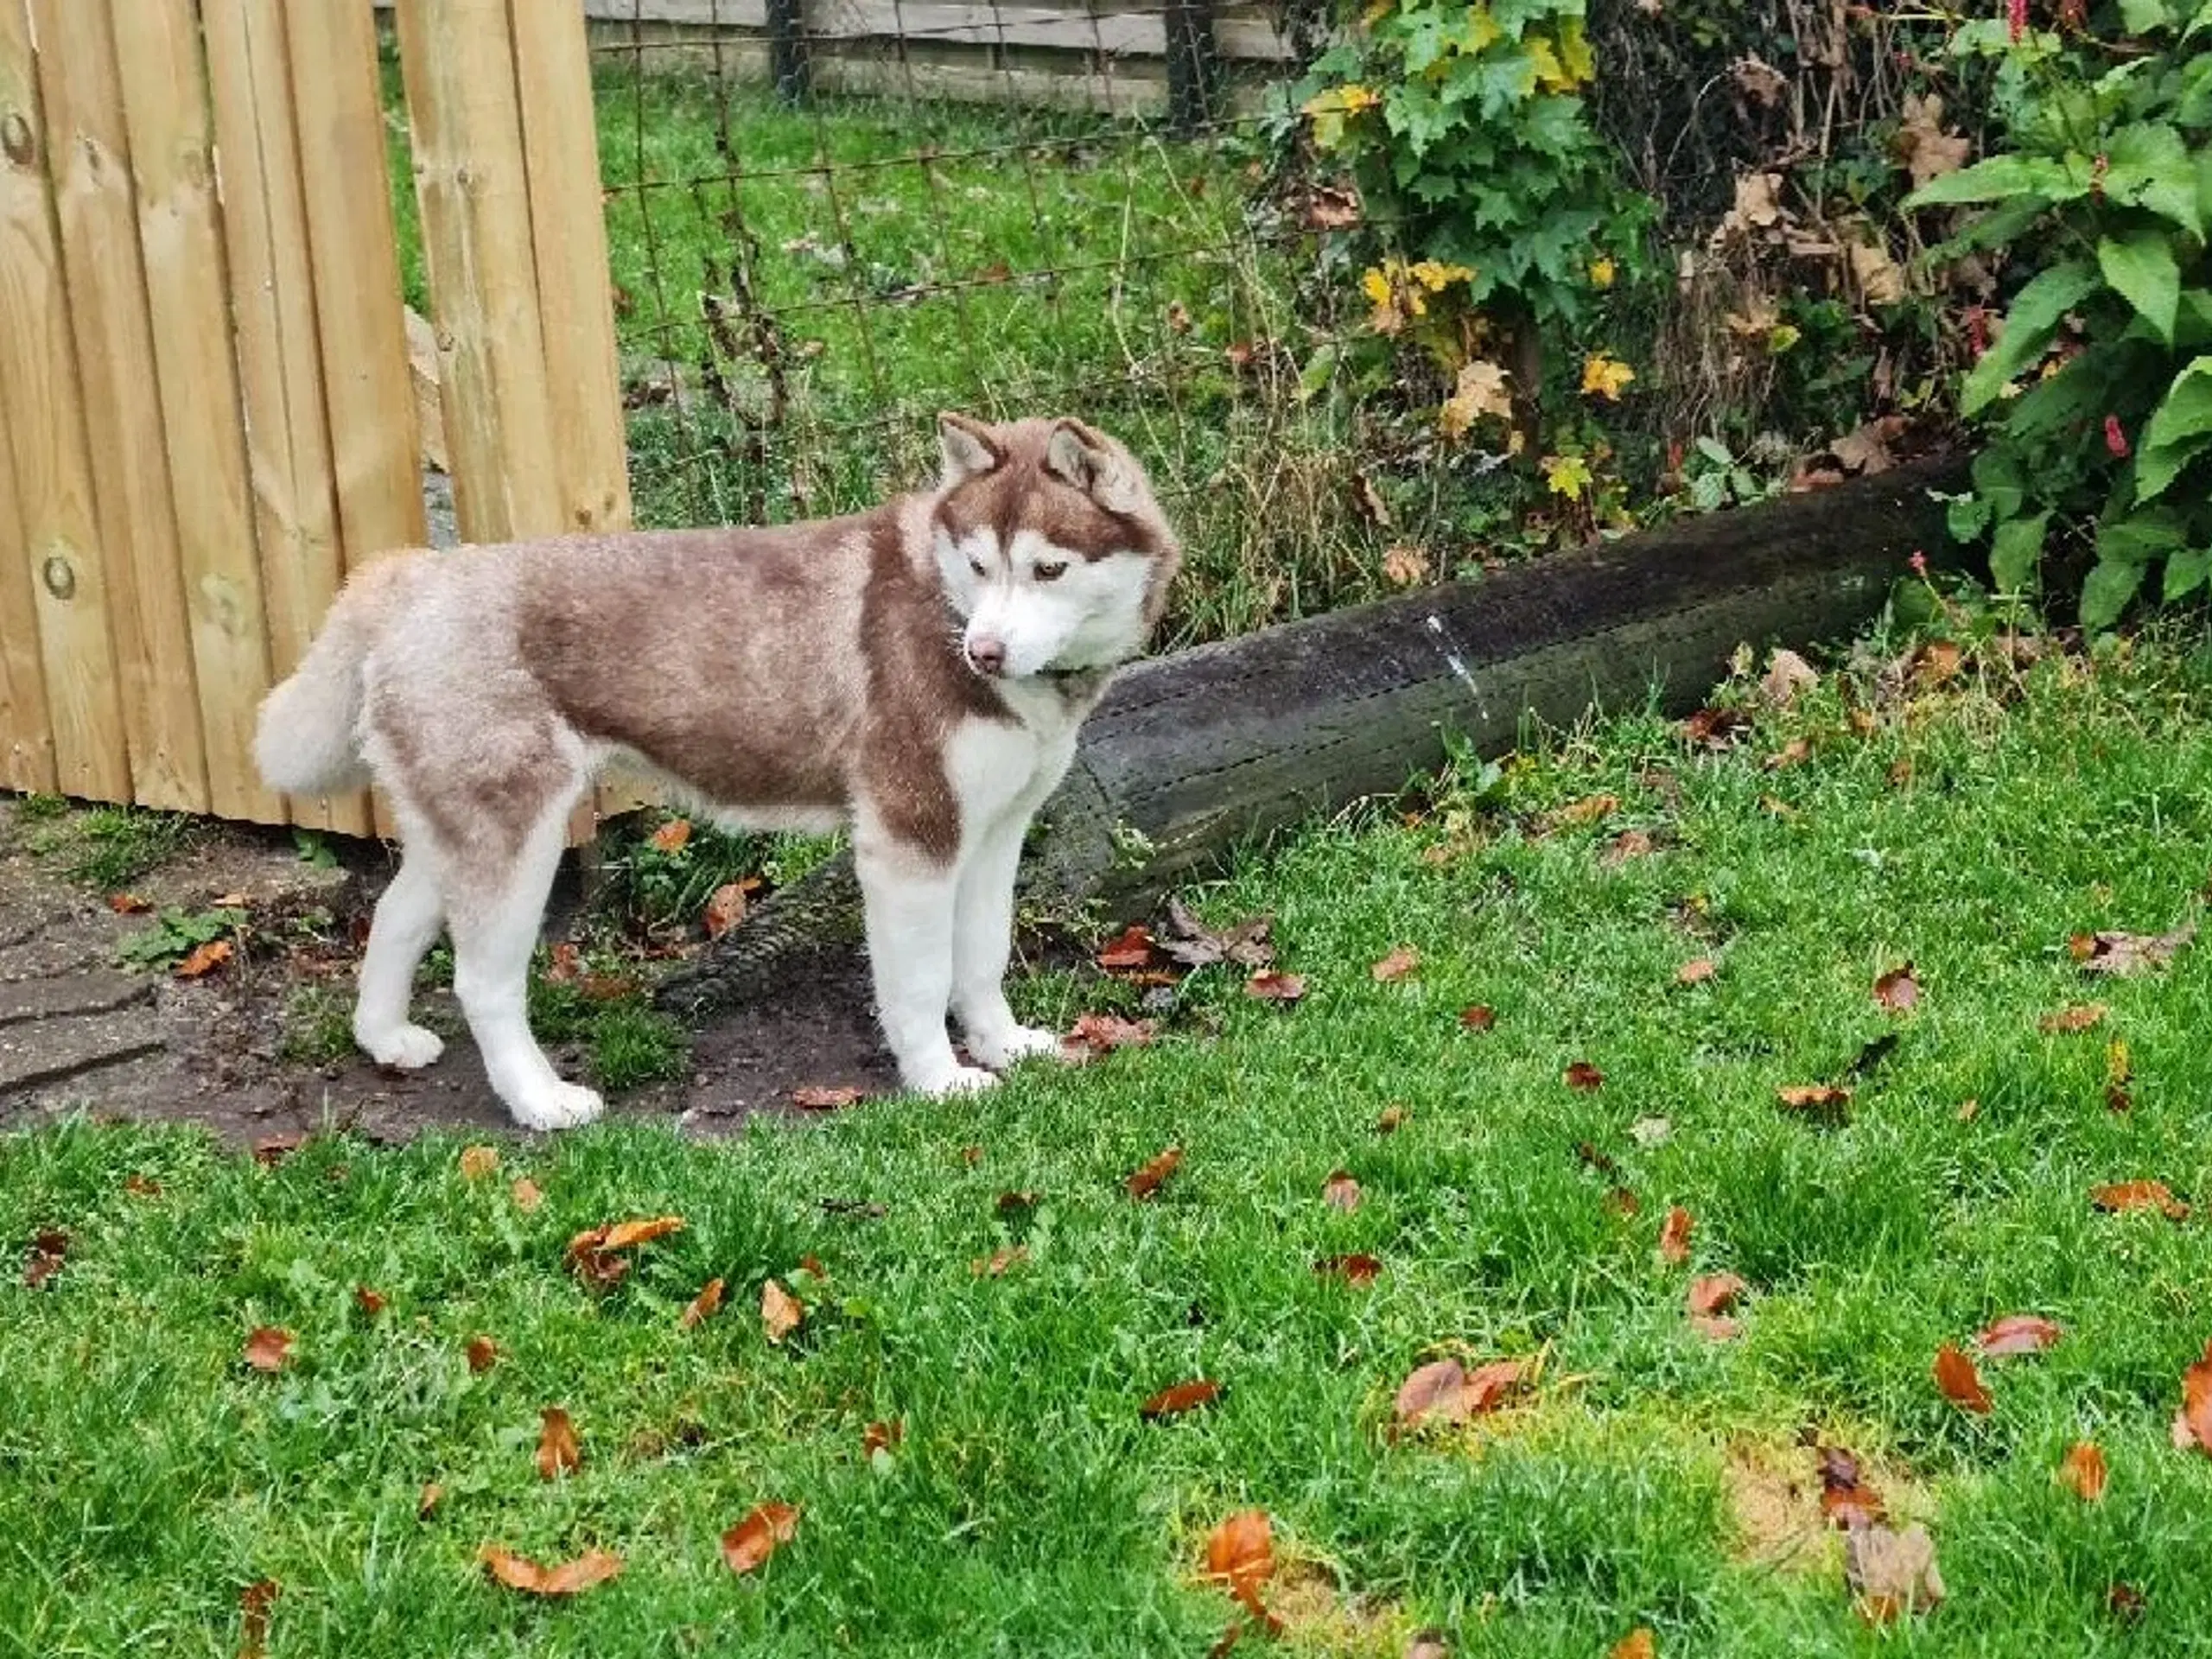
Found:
[1160,899,1274,970]
[2174,1339,2212,1455]
[1872,963,1920,1012]
[722,1502,800,1574]
[1205,1509,1280,1630]
[465,1335,499,1374]
[1975,1314,2062,1357]
[510,1177,543,1211]
[1676,957,1719,985]
[1758,648,1819,709]
[681,1277,726,1329]
[1376,1104,1409,1133]
[1459,1005,1496,1032]
[1564,1060,1605,1090]
[238,1579,278,1659]
[416,1482,442,1520]
[971,1245,1028,1277]
[2092,1180,2190,1221]
[459,1145,499,1181]
[863,1420,903,1459]
[353,1286,387,1318]
[1126,1147,1184,1200]
[480,1545,624,1597]
[1846,1522,1945,1622]
[1141,1379,1222,1420]
[1394,1357,1532,1430]
[1818,1445,1885,1529]
[243,1326,294,1374]
[760,1278,804,1344]
[1933,1344,1993,1414]
[791,1084,865,1110]
[537,1408,582,1480]
[175,939,232,979]
[2073,925,2196,976]
[1896,92,1972,188]
[2061,1441,2107,1502]
[2039,1003,2107,1033]
[1610,1630,1656,1659]
[1096,925,1155,972]
[1658,1206,1694,1265]
[1777,1084,1852,1121]
[1244,970,1306,1003]
[649,817,693,855]
[1313,1253,1382,1285]
[1688,1274,1746,1318]
[1321,1171,1363,1213]
[1061,1013,1158,1061]
[702,880,755,938]
[1370,945,1420,982]
[1542,793,1619,834]
[22,1229,67,1289]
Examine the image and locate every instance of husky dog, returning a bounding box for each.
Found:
[255,414,1179,1131]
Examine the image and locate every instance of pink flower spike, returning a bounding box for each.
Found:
[2008,0,2028,44]
[1910,550,1929,578]
[2104,415,2129,459]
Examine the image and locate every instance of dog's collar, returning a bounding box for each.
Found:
[1033,663,1109,696]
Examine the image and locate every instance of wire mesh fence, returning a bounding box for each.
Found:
[582,1,1376,648]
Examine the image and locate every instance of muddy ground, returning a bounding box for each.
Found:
[0,799,899,1145]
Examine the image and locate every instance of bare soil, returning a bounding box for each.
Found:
[0,800,895,1145]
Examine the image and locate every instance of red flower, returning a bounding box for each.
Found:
[1910,550,1929,578]
[2008,0,2028,42]
[1965,306,1990,359]
[2104,415,2129,459]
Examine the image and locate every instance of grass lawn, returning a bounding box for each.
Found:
[9,626,2212,1656]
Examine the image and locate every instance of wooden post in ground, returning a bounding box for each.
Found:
[766,0,810,104]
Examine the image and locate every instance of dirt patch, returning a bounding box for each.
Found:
[1722,1435,1928,1575]
[0,801,897,1145]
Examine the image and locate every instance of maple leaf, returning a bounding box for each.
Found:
[1872,963,1920,1012]
[1564,1061,1605,1090]
[175,938,232,979]
[1321,1171,1363,1212]
[1459,1005,1496,1032]
[480,1545,624,1597]
[722,1502,800,1574]
[459,1145,499,1181]
[1933,1344,1993,1414]
[243,1326,294,1374]
[1243,970,1306,1003]
[1439,359,1513,439]
[1896,92,1972,188]
[791,1084,866,1110]
[1541,453,1593,500]
[1127,1147,1184,1200]
[1580,353,1635,402]
[2060,1441,2107,1502]
[681,1277,726,1329]
[1974,1314,2062,1357]
[465,1335,499,1374]
[1141,1379,1222,1420]
[1313,1253,1382,1285]
[1658,1206,1694,1264]
[1846,1523,1946,1622]
[760,1278,804,1344]
[2038,1003,2107,1033]
[2092,1180,2190,1221]
[1096,925,1154,972]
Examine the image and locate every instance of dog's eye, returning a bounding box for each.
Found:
[1033,560,1067,582]
[967,556,987,577]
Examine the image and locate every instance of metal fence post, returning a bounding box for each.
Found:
[1164,0,1215,135]
[767,0,810,105]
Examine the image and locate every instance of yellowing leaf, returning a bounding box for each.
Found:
[1300,84,1379,149]
[1408,258,1473,292]
[1440,359,1513,439]
[1541,454,1593,499]
[1554,18,1595,86]
[1580,354,1636,401]
[1589,256,1617,289]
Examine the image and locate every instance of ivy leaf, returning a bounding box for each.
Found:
[2135,355,2212,500]
[2099,231,2182,343]
[1962,262,2101,416]
[1990,510,2050,593]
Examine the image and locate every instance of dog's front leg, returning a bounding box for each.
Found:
[951,813,1058,1071]
[855,836,996,1096]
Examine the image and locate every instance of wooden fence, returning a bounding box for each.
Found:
[0,0,628,836]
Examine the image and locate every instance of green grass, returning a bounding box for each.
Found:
[11,631,2212,1655]
[20,804,197,893]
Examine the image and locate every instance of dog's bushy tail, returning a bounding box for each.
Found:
[254,559,404,795]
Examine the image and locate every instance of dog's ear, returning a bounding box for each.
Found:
[938,411,1001,488]
[1044,418,1142,514]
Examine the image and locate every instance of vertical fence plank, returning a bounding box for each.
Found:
[391,0,561,544]
[203,0,369,835]
[0,0,130,803]
[30,0,210,813]
[112,0,282,823]
[0,394,56,793]
[512,8,632,539]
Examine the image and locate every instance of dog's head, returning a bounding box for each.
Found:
[930,413,1179,682]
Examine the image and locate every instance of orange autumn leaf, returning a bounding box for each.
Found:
[1393,1357,1531,1429]
[760,1278,804,1344]
[1687,1273,1747,1317]
[238,1579,278,1659]
[1313,1253,1382,1285]
[703,881,751,938]
[1321,1170,1363,1212]
[1205,1509,1278,1626]
[1611,1630,1656,1659]
[1974,1314,2062,1357]
[863,1419,904,1458]
[1126,1146,1184,1200]
[791,1084,865,1110]
[353,1286,387,1317]
[2176,1339,2212,1455]
[1675,957,1719,985]
[1564,1060,1605,1090]
[1777,1083,1852,1117]
[2038,1002,2107,1033]
[1096,925,1155,971]
[1658,1205,1694,1265]
[1141,1379,1223,1420]
[1244,969,1307,1003]
[681,1277,726,1329]
[1459,1004,1496,1031]
[511,1177,543,1212]
[480,1545,624,1597]
[459,1145,499,1181]
[971,1243,1029,1277]
[2061,1441,2107,1502]
[601,1216,685,1251]
[648,817,693,855]
[175,938,232,979]
[1872,963,1921,1012]
[1370,944,1420,982]
[537,1407,582,1480]
[243,1326,294,1373]
[1934,1344,1993,1414]
[106,892,152,914]
[721,1502,800,1574]
[1061,1013,1160,1060]
[1817,1444,1886,1529]
[465,1335,499,1374]
[2092,1180,2190,1220]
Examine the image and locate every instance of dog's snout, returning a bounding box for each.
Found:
[966,635,1007,677]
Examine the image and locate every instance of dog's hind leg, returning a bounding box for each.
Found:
[443,770,603,1133]
[352,851,447,1070]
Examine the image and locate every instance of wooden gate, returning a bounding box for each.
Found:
[0,0,627,836]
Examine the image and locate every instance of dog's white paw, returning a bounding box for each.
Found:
[507,1080,606,1132]
[918,1063,1001,1097]
[356,1021,445,1071]
[968,1024,1063,1069]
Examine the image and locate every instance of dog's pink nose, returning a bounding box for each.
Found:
[966,636,1007,676]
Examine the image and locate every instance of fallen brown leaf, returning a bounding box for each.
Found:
[1611,1628,1656,1659]
[1846,1522,1945,1622]
[480,1544,624,1597]
[465,1335,499,1374]
[1061,1012,1159,1061]
[2109,1583,2148,1624]
[649,817,693,855]
[1933,1344,1993,1414]
[863,1419,903,1459]
[417,1482,443,1520]
[124,1173,162,1198]
[22,1228,68,1289]
[1126,1146,1184,1200]
[511,1177,543,1211]
[1205,1509,1279,1629]
[2061,1441,2107,1502]
[2092,1180,2190,1221]
[722,1501,800,1574]
[702,880,753,938]
[791,1084,865,1110]
[681,1277,726,1329]
[1601,829,1656,866]
[1096,925,1155,972]
[1759,647,1820,709]
[1777,1084,1852,1120]
[1817,1445,1885,1529]
[106,892,152,914]
[1405,1632,1451,1659]
[2176,1338,2212,1454]
[537,1407,582,1480]
[353,1286,387,1318]
[1458,1005,1495,1032]
[1394,1356,1531,1429]
[1564,1060,1605,1090]
[243,1326,294,1374]
[760,1278,804,1344]
[1604,1186,1641,1218]
[1690,1313,1742,1342]
[1975,1313,2062,1357]
[1763,738,1814,772]
[1321,1170,1363,1213]
[459,1145,499,1181]
[1160,899,1274,970]
[1676,957,1718,985]
[2040,1003,2108,1033]
[1376,1103,1409,1133]
[1872,963,1920,1012]
[1687,1273,1747,1318]
[1313,1253,1382,1285]
[1244,970,1306,1003]
[1680,706,1750,748]
[971,1244,1029,1277]
[2075,925,2196,977]
[175,938,232,979]
[1370,944,1420,983]
[1141,1379,1222,1420]
[1542,793,1620,834]
[239,1578,278,1659]
[1659,1206,1694,1264]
